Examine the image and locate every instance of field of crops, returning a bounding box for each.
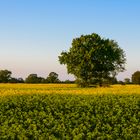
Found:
[1,84,140,96]
[0,84,140,139]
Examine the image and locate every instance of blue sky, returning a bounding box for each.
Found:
[0,0,140,80]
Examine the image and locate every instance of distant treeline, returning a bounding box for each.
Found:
[0,69,140,85]
[0,69,74,84]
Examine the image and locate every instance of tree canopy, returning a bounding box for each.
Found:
[25,74,44,83]
[0,70,12,83]
[59,33,126,87]
[46,72,60,83]
[132,71,140,85]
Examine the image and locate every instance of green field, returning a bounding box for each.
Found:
[0,84,140,139]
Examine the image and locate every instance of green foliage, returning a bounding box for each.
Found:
[0,69,12,83]
[25,74,45,83]
[0,94,140,139]
[132,71,140,85]
[9,77,24,83]
[46,72,60,83]
[59,33,126,87]
[0,70,62,84]
[124,78,131,84]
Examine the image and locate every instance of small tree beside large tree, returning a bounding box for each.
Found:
[59,33,126,87]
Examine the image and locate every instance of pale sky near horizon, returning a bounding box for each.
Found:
[0,0,140,81]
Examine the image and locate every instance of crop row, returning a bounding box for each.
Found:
[0,94,140,139]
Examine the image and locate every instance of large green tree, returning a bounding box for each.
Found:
[59,33,126,87]
[132,71,140,85]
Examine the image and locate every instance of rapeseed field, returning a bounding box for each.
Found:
[0,84,140,96]
[0,84,140,139]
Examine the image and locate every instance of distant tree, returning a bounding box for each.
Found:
[25,74,39,83]
[17,78,24,83]
[0,70,12,83]
[124,78,130,84]
[118,80,125,85]
[132,71,140,85]
[63,80,75,84]
[37,77,46,83]
[59,33,126,87]
[9,77,19,83]
[46,72,60,83]
[9,77,24,83]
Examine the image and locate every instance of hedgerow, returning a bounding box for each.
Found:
[0,94,140,139]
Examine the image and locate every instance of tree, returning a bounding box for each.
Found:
[9,77,19,83]
[17,78,24,83]
[118,80,125,85]
[37,77,46,83]
[132,71,140,85]
[0,69,12,83]
[25,74,40,83]
[59,33,126,87]
[46,72,60,83]
[63,80,75,84]
[124,78,130,84]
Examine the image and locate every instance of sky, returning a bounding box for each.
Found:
[0,0,140,81]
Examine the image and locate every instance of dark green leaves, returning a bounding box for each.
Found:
[0,94,140,139]
[132,71,140,84]
[59,33,126,87]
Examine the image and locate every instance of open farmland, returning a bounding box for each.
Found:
[0,84,140,139]
[1,84,140,96]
